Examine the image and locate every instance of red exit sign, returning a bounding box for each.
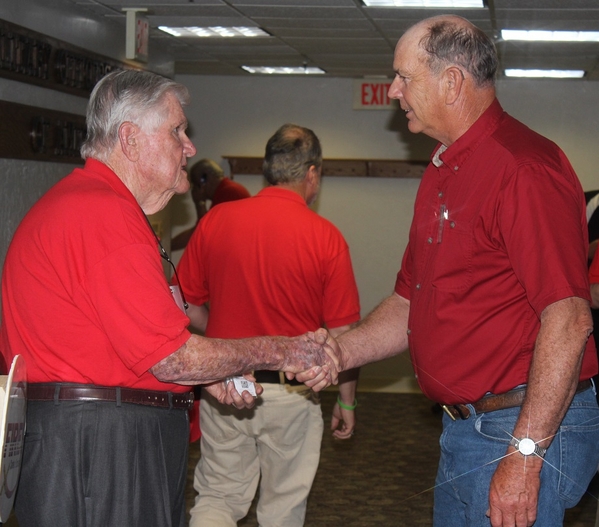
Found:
[353,80,397,110]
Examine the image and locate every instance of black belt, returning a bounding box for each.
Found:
[441,379,592,420]
[253,370,302,386]
[27,383,194,409]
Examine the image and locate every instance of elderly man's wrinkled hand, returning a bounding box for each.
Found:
[284,328,343,391]
[204,375,263,410]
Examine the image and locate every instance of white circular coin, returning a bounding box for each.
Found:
[517,437,536,456]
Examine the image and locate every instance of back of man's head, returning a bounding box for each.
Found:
[189,158,224,188]
[80,69,190,162]
[263,124,322,186]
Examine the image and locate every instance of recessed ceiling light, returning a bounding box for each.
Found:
[241,66,326,75]
[158,26,270,38]
[501,30,599,42]
[505,69,585,79]
[362,0,484,7]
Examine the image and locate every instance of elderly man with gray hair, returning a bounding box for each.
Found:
[0,72,338,527]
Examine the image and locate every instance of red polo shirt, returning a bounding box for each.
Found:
[211,178,250,207]
[395,99,596,404]
[176,186,360,339]
[0,159,191,391]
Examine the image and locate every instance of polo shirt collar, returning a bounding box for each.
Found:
[433,98,505,172]
[257,186,307,206]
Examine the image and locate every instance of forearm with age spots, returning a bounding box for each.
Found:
[150,332,330,384]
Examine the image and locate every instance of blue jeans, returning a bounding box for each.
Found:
[433,387,599,526]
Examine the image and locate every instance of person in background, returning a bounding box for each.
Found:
[0,70,338,527]
[586,190,599,263]
[176,123,361,527]
[171,158,250,251]
[312,15,599,527]
[585,190,599,399]
[590,249,599,308]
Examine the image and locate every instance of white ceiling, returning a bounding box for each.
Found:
[67,0,599,79]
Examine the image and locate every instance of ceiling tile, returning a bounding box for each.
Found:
[60,0,599,78]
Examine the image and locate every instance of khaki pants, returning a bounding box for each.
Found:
[189,383,323,527]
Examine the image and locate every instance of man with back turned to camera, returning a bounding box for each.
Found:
[176,123,361,527]
[312,15,599,527]
[0,70,338,527]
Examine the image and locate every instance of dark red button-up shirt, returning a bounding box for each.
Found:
[395,99,596,404]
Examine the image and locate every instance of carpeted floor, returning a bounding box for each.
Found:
[185,391,599,527]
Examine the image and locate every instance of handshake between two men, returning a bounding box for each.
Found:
[219,328,348,409]
[151,327,354,410]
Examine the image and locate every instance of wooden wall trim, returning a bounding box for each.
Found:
[224,156,427,179]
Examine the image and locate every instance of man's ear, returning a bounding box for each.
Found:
[444,66,465,105]
[118,122,140,161]
[306,165,319,186]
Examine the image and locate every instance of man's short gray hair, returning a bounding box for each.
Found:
[263,124,322,185]
[419,18,498,88]
[80,70,190,162]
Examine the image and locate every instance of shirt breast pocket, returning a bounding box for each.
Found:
[430,219,473,293]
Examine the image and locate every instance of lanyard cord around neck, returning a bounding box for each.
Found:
[142,212,189,310]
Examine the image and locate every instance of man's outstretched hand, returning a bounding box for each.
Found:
[286,329,344,392]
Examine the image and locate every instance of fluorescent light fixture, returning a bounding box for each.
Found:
[362,0,484,7]
[505,69,585,79]
[501,30,599,42]
[158,26,269,38]
[242,66,326,75]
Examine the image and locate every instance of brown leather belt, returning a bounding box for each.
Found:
[27,383,194,410]
[441,379,592,421]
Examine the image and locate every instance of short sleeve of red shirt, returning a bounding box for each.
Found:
[321,244,360,329]
[83,243,191,378]
[395,231,415,300]
[495,156,590,315]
